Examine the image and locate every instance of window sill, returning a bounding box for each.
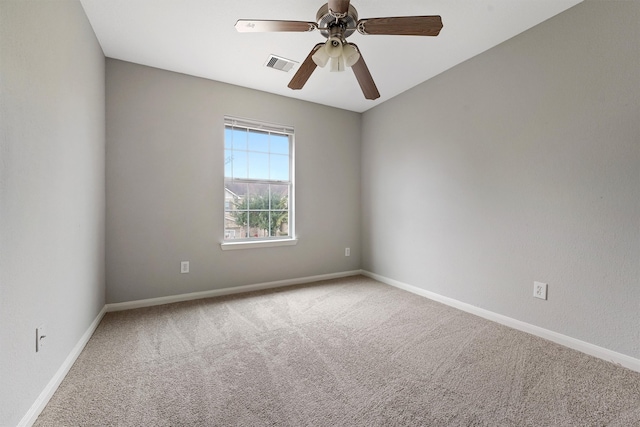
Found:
[220,238,298,251]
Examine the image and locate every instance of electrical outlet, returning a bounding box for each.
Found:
[36,325,46,352]
[534,282,548,300]
[345,247,350,256]
[180,261,189,274]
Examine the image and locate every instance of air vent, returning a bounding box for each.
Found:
[265,55,297,72]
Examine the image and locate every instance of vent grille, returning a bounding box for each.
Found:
[265,55,297,72]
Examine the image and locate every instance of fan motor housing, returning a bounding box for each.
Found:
[316,4,358,39]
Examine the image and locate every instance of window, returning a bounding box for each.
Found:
[223,117,294,247]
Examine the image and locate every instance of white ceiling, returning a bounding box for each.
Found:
[80,0,582,113]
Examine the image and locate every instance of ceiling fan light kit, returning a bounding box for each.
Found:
[235,0,443,100]
[330,55,345,72]
[311,46,330,68]
[342,44,360,67]
[312,40,360,72]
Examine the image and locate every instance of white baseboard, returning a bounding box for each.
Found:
[18,306,107,427]
[106,270,362,312]
[361,270,640,373]
[18,270,361,425]
[21,269,637,427]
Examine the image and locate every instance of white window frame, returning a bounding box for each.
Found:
[221,116,296,250]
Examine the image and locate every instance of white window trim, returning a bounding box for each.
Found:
[220,238,298,251]
[221,116,295,249]
[224,116,294,136]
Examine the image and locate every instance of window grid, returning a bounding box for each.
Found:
[224,118,293,242]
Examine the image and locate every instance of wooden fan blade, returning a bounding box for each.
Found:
[328,0,351,15]
[351,51,380,100]
[357,16,442,36]
[235,20,317,33]
[288,44,324,90]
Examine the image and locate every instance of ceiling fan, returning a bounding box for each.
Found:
[235,0,442,100]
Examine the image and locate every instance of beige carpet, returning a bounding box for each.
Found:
[35,275,640,426]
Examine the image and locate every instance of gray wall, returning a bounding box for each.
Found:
[106,60,361,303]
[0,1,106,425]
[362,0,639,359]
[3,1,638,424]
